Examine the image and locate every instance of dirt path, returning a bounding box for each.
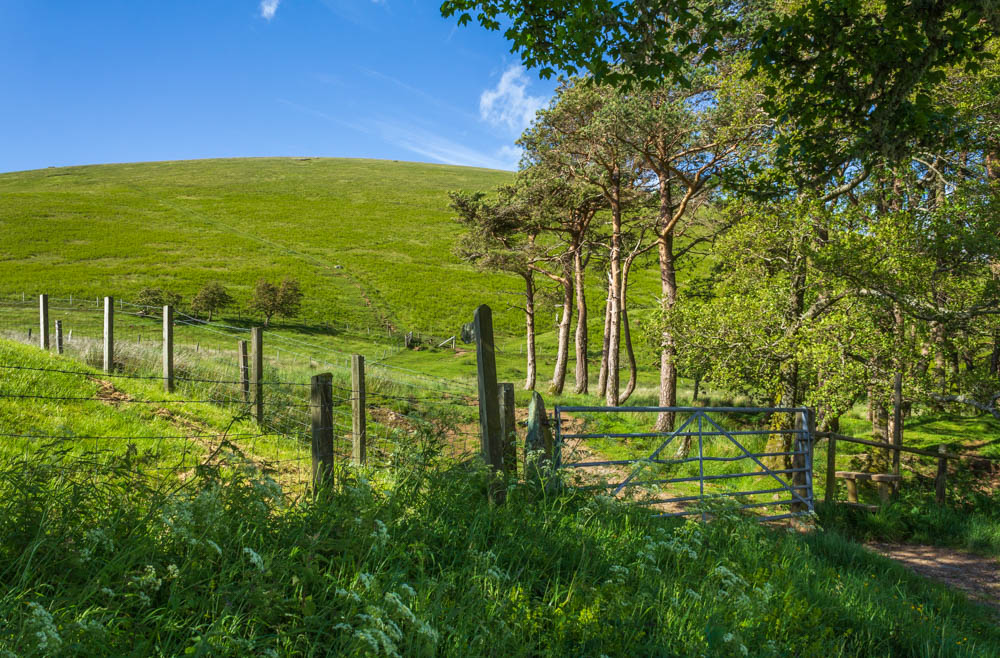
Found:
[867,542,1000,613]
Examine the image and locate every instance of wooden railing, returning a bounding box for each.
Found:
[815,430,999,505]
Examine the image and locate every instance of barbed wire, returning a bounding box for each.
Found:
[0,364,310,386]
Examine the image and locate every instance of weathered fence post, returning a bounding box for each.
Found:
[474,306,503,471]
[163,305,174,393]
[38,294,49,350]
[54,320,63,355]
[251,327,263,425]
[935,445,948,504]
[351,354,367,465]
[825,434,838,504]
[498,383,516,476]
[311,373,335,493]
[103,296,114,372]
[238,340,250,403]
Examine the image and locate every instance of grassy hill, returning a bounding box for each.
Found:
[0,157,685,394]
[0,158,515,335]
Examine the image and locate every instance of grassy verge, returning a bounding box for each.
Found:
[1,446,998,656]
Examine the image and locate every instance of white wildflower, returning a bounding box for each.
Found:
[26,602,61,652]
[243,547,265,571]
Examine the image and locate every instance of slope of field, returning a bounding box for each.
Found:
[0,158,519,336]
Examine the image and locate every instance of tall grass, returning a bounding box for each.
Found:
[1,441,998,657]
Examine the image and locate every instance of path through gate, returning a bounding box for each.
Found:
[553,406,815,522]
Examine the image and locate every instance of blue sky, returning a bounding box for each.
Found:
[0,1,556,173]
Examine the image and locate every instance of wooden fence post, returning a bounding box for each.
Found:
[935,445,948,504]
[825,434,837,504]
[38,294,49,350]
[54,320,63,355]
[103,296,114,372]
[163,305,174,393]
[238,340,250,403]
[498,383,516,476]
[251,327,263,426]
[473,306,503,477]
[311,372,335,493]
[352,354,367,464]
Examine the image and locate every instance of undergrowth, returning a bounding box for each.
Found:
[1,443,998,657]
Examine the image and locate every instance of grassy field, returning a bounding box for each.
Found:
[1,341,999,655]
[0,157,682,397]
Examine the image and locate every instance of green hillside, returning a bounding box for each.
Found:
[0,158,518,336]
[0,157,685,398]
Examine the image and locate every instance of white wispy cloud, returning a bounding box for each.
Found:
[260,0,280,20]
[479,65,545,135]
[377,120,518,171]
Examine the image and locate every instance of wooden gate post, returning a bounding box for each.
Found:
[163,305,174,392]
[311,373,335,493]
[251,327,264,425]
[498,383,516,476]
[474,305,504,499]
[103,296,114,372]
[38,294,49,350]
[351,354,367,465]
[54,320,63,355]
[935,445,948,504]
[238,340,250,403]
[825,434,838,504]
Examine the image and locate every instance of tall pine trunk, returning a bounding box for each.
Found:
[597,284,612,398]
[523,272,537,390]
[573,247,589,394]
[549,267,573,394]
[655,231,678,432]
[605,195,623,407]
[619,252,639,403]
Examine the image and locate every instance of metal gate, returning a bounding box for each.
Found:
[553,406,815,522]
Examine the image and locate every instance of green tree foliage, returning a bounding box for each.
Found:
[135,287,182,314]
[249,278,302,327]
[190,282,233,322]
[441,0,999,177]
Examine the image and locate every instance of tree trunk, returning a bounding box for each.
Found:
[549,268,573,395]
[524,273,537,391]
[992,330,1000,376]
[619,269,638,403]
[573,246,589,394]
[766,262,805,469]
[605,195,623,407]
[889,368,904,494]
[597,284,612,398]
[655,231,678,432]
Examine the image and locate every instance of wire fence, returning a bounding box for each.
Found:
[0,297,485,493]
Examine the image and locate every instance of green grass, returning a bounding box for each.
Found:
[0,157,680,399]
[1,331,999,655]
[2,442,999,656]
